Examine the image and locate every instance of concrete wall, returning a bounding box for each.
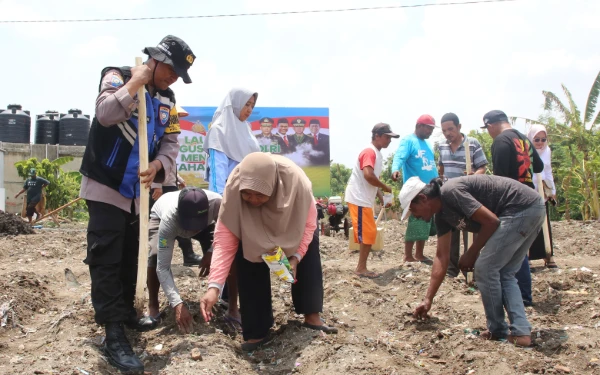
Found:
[0,142,85,214]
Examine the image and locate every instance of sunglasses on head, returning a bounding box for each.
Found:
[534,138,547,142]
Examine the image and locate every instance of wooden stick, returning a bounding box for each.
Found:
[464,137,474,284]
[34,197,82,223]
[134,57,150,316]
[536,174,552,258]
[376,205,385,226]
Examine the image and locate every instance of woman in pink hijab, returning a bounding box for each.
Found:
[527,124,558,269]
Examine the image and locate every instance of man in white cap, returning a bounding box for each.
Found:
[399,175,545,348]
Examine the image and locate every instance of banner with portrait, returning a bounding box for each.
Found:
[177,107,330,197]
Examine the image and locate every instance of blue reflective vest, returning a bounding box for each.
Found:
[80,66,179,199]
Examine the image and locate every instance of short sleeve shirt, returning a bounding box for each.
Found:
[24,177,50,203]
[438,135,488,179]
[435,175,542,236]
[392,134,438,183]
[344,145,382,207]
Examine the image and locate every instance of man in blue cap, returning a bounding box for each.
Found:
[79,35,196,374]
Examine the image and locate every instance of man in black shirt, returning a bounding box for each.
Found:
[15,168,50,224]
[482,110,543,306]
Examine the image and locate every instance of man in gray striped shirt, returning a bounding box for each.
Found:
[438,113,488,277]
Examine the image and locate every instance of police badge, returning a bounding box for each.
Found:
[159,106,170,126]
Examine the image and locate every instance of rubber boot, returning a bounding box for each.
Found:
[179,237,202,267]
[103,322,144,374]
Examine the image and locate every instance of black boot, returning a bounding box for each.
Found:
[179,237,202,267]
[103,322,144,374]
[124,315,160,332]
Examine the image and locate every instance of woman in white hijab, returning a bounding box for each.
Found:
[205,88,260,194]
[203,88,260,331]
[527,124,558,269]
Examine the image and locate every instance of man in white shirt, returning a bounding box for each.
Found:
[144,187,221,333]
[345,123,398,278]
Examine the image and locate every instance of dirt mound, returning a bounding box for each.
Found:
[0,219,599,374]
[0,212,34,236]
[0,271,52,327]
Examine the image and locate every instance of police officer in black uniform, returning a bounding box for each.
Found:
[79,35,196,374]
[256,117,284,154]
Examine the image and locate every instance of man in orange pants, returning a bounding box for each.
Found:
[344,123,398,278]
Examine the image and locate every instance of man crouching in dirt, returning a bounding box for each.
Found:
[404,175,545,347]
[144,187,221,333]
[79,35,195,373]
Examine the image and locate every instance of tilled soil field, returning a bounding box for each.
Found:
[0,219,599,375]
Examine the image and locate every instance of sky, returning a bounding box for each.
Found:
[1,0,599,167]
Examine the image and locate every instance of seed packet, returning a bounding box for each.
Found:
[261,247,295,283]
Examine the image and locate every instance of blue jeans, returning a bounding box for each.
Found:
[474,201,545,337]
[515,256,532,306]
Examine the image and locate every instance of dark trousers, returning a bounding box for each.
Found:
[237,231,323,341]
[149,185,194,255]
[85,200,139,325]
[26,200,39,217]
[528,202,554,260]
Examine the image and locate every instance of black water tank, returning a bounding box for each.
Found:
[59,109,90,146]
[0,104,31,143]
[35,110,60,144]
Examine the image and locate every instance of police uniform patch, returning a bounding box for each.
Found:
[110,73,124,88]
[164,106,181,134]
[158,105,170,126]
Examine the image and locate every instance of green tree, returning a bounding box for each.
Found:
[15,157,84,215]
[380,153,402,212]
[512,70,600,221]
[467,130,494,172]
[330,162,352,197]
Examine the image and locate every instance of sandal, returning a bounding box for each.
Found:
[418,258,434,266]
[302,322,338,334]
[545,261,559,269]
[480,330,506,341]
[354,271,381,279]
[241,335,273,352]
[224,315,243,333]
